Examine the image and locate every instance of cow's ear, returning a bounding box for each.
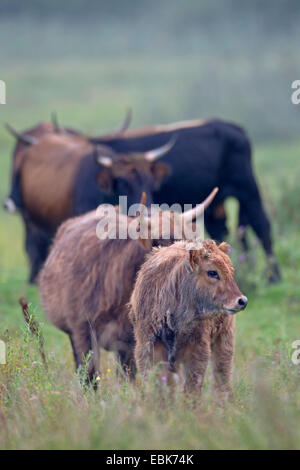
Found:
[151,162,171,189]
[97,168,114,194]
[138,236,152,251]
[219,242,231,254]
[185,250,198,273]
[136,219,152,251]
[213,202,226,219]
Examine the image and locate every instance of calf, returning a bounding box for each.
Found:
[39,189,218,384]
[129,239,247,398]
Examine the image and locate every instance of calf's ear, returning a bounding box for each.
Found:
[97,168,114,194]
[218,242,231,254]
[151,162,171,189]
[185,250,199,273]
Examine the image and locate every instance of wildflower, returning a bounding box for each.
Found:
[161,376,167,382]
[106,368,111,373]
[239,254,246,262]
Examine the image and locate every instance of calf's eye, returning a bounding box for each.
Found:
[207,270,220,280]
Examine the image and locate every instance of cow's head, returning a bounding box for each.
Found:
[185,240,248,317]
[94,138,175,207]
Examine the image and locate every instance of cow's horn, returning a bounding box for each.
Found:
[5,123,37,145]
[140,191,147,206]
[51,111,62,133]
[181,187,219,221]
[112,108,132,134]
[144,135,177,162]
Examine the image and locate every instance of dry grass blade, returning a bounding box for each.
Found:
[19,297,48,370]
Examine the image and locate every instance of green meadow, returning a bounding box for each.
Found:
[0,5,299,449]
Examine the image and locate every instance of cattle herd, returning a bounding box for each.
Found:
[3,111,280,396]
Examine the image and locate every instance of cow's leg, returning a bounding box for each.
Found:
[211,325,235,402]
[69,323,99,387]
[238,191,281,283]
[116,347,136,380]
[237,203,249,252]
[182,339,210,394]
[134,330,154,378]
[24,219,51,283]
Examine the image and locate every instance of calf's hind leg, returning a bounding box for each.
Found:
[182,338,210,394]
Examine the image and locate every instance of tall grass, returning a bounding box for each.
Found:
[0,320,299,450]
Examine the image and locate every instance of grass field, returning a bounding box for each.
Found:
[0,10,300,450]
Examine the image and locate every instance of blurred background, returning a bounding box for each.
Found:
[0,0,299,295]
[1,0,300,141]
[1,0,300,275]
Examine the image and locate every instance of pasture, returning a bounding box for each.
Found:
[0,5,300,450]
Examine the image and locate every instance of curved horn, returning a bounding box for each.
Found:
[112,108,132,134]
[93,147,113,168]
[182,187,219,221]
[144,135,177,162]
[51,111,61,133]
[5,123,37,145]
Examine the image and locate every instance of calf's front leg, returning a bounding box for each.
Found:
[211,325,235,401]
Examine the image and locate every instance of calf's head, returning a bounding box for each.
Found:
[185,240,248,317]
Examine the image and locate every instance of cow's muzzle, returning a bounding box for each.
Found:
[224,296,248,314]
[3,197,17,213]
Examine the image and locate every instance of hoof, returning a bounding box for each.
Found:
[267,259,281,283]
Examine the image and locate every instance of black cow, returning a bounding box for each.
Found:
[91,118,280,282]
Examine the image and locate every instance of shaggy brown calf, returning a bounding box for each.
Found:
[129,239,247,397]
[39,189,218,384]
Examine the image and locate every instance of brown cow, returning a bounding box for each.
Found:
[3,109,132,213]
[39,189,218,385]
[4,123,173,283]
[129,239,247,399]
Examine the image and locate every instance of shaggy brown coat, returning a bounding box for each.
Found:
[38,186,217,384]
[39,206,189,381]
[129,240,247,397]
